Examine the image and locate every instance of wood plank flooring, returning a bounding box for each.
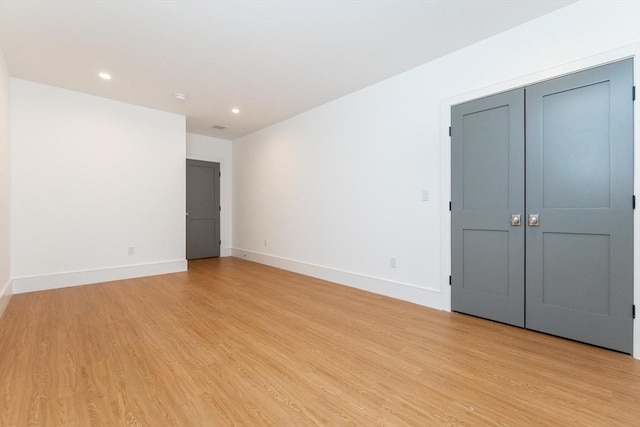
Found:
[1,257,639,426]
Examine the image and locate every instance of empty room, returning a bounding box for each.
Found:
[1,1,639,425]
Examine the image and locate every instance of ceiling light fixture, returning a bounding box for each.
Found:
[174,93,187,101]
[98,72,111,80]
[212,124,227,130]
[231,108,240,114]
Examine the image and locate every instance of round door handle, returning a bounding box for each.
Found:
[528,214,540,226]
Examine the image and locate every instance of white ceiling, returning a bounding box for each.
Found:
[0,0,575,140]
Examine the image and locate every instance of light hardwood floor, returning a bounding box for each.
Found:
[1,258,639,426]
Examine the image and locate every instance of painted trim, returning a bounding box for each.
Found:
[12,259,187,294]
[232,248,444,309]
[0,278,12,317]
[439,44,640,359]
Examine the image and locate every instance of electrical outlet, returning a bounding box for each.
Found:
[390,257,397,268]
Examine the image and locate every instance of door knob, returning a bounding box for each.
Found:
[528,214,540,227]
[510,214,521,226]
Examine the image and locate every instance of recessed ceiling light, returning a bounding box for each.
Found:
[212,124,227,130]
[231,108,240,114]
[174,93,187,101]
[99,72,111,80]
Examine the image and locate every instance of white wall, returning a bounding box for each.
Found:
[186,133,233,256]
[10,79,187,293]
[0,49,11,316]
[232,1,640,357]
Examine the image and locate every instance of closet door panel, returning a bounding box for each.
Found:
[525,59,634,354]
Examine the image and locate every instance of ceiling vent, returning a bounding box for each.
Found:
[212,124,227,130]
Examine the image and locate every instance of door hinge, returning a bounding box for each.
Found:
[219,206,222,211]
[633,304,636,319]
[633,86,636,101]
[449,275,452,286]
[449,126,452,137]
[633,195,636,209]
[219,240,222,245]
[449,201,452,211]
[219,171,221,177]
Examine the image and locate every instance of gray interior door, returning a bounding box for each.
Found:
[451,59,634,353]
[186,159,221,260]
[525,59,634,353]
[451,89,525,327]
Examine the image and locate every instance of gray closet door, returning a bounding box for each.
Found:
[186,159,221,260]
[451,89,525,327]
[525,59,634,353]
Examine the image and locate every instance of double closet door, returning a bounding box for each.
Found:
[451,59,634,354]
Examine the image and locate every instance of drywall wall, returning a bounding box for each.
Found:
[186,133,233,256]
[0,49,11,316]
[10,79,187,293]
[232,0,640,357]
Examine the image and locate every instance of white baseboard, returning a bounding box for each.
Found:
[0,278,12,317]
[12,260,188,294]
[231,248,444,310]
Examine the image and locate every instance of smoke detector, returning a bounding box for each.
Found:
[212,124,227,130]
[174,93,187,101]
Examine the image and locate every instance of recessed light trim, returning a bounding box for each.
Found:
[98,72,111,80]
[231,108,240,114]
